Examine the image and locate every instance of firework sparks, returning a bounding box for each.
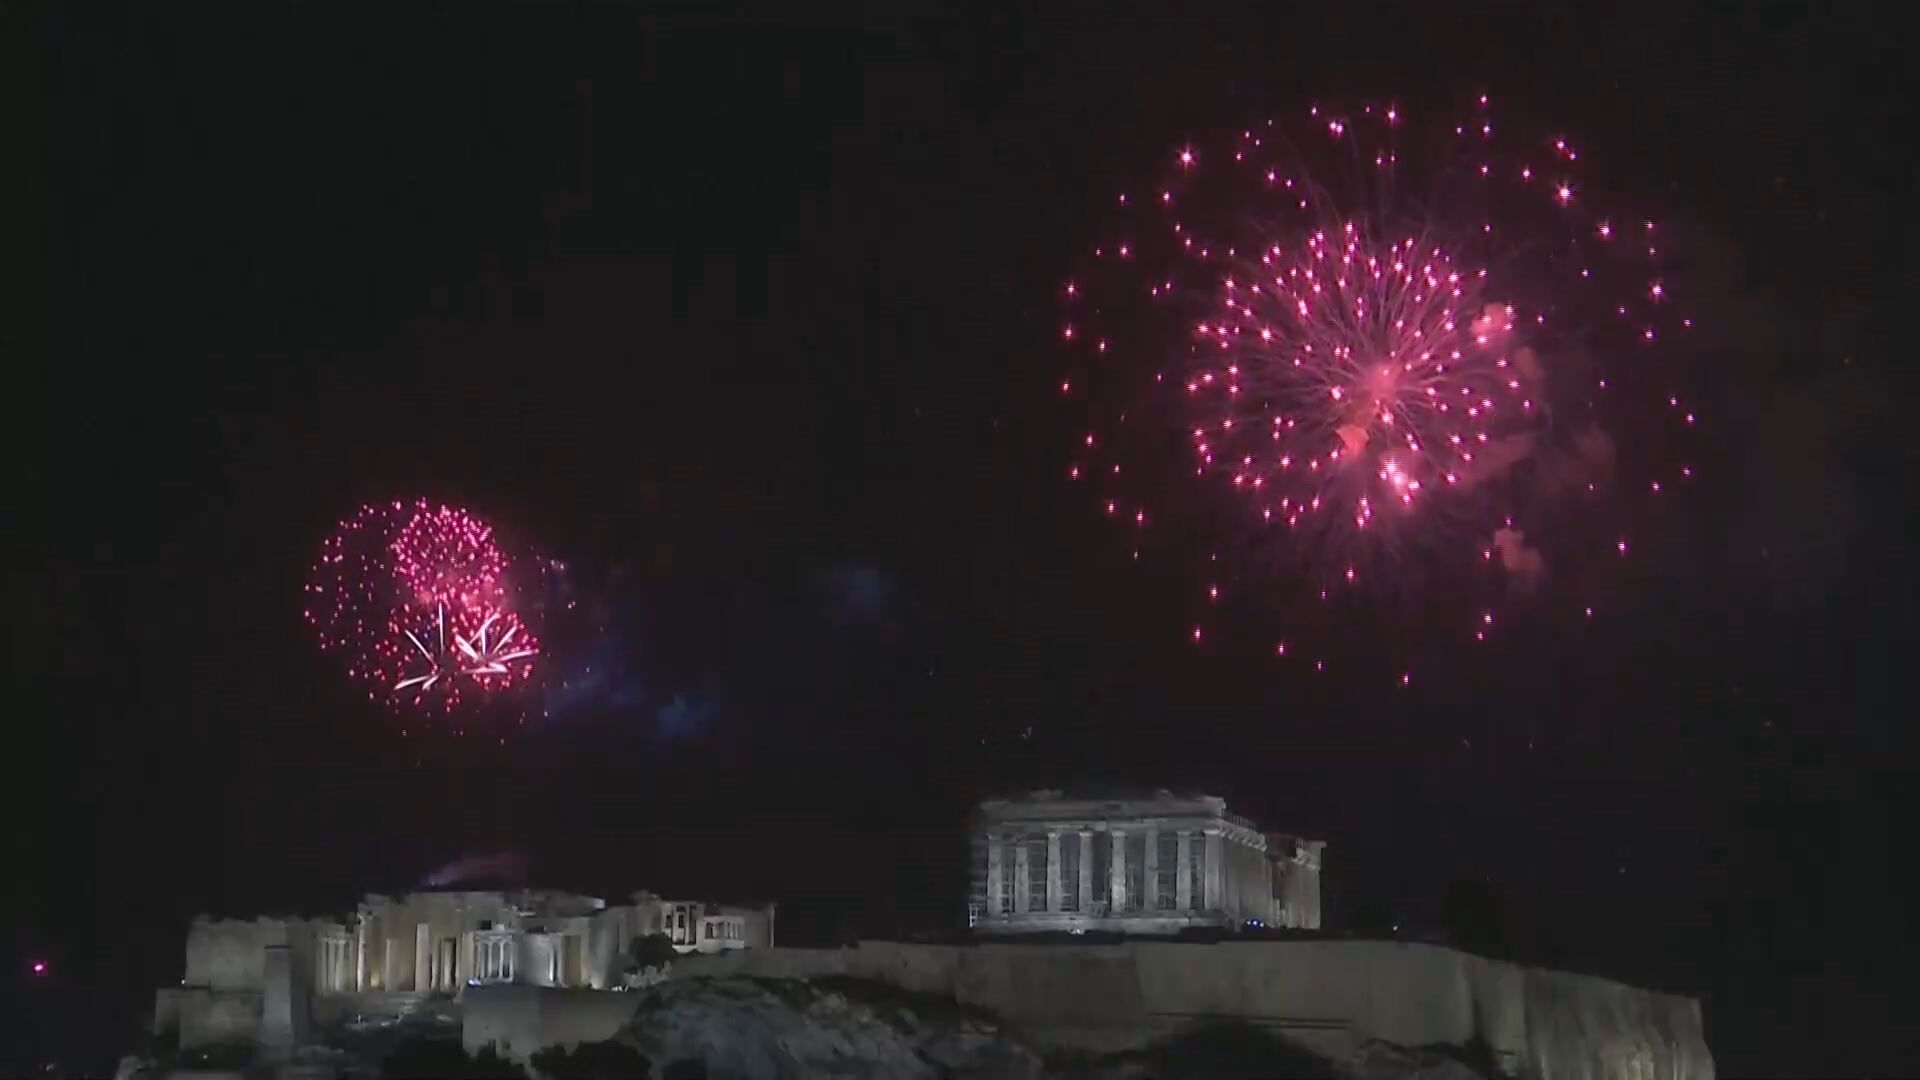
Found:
[1190,229,1532,544]
[306,500,541,719]
[456,610,539,678]
[1062,95,1698,681]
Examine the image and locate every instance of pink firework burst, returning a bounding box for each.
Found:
[305,500,541,721]
[1191,226,1536,546]
[387,602,539,696]
[390,504,514,611]
[1061,95,1700,682]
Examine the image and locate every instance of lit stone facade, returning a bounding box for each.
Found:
[967,791,1324,934]
[155,888,773,1051]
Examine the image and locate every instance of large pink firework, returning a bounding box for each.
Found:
[305,500,541,721]
[1062,95,1700,682]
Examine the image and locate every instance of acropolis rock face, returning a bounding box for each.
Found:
[673,939,1714,1080]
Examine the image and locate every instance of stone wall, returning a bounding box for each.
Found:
[586,905,642,990]
[160,987,263,1048]
[182,916,332,993]
[1222,837,1271,923]
[309,991,427,1028]
[169,917,321,1050]
[462,985,641,1062]
[258,944,309,1054]
[742,904,775,949]
[669,939,1714,1080]
[183,919,283,992]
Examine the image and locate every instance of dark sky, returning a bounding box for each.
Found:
[19,4,1915,1076]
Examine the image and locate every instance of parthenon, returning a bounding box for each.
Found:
[968,790,1323,934]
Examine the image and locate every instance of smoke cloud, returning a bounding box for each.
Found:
[422,851,529,888]
[1493,527,1547,593]
[1455,433,1537,492]
[1535,425,1616,497]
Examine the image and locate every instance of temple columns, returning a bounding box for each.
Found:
[1176,831,1194,910]
[986,839,1004,915]
[1078,830,1095,912]
[1143,828,1159,909]
[1013,842,1031,914]
[414,923,430,992]
[355,917,369,991]
[1204,830,1224,911]
[1046,832,1063,912]
[1110,830,1127,911]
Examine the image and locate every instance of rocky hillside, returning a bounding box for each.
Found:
[610,976,1046,1079]
[596,975,1483,1080]
[118,974,1501,1079]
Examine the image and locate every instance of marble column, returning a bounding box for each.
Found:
[1109,830,1127,911]
[414,923,430,993]
[1176,831,1194,910]
[355,917,369,991]
[1046,832,1063,912]
[260,944,307,1055]
[1143,828,1160,909]
[1013,841,1031,914]
[1078,830,1095,913]
[1203,831,1224,911]
[986,838,1004,916]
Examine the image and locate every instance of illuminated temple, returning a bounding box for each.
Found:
[155,889,773,1052]
[968,790,1323,934]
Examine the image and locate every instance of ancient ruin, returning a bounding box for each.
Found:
[152,888,773,1053]
[968,790,1324,934]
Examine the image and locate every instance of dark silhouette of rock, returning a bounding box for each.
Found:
[530,1039,653,1080]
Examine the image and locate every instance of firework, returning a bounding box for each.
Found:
[305,500,541,719]
[1062,96,1698,681]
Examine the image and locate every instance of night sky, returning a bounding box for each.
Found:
[20,5,1915,1076]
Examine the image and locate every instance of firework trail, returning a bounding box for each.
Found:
[306,500,541,722]
[1061,95,1700,683]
